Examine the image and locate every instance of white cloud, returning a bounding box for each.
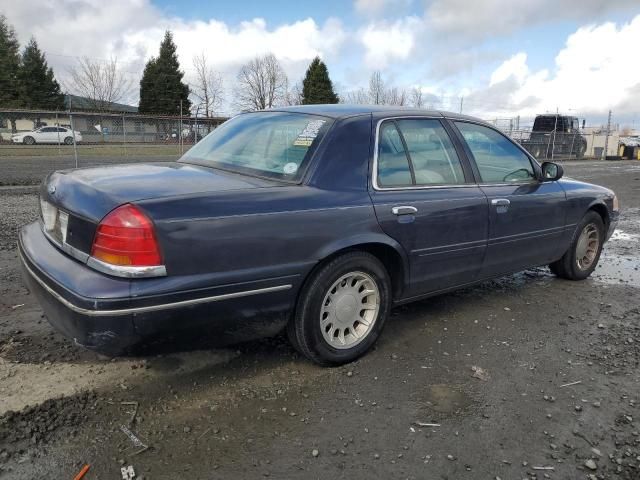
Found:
[466,15,640,118]
[354,0,412,17]
[2,0,347,110]
[427,0,639,40]
[358,16,422,68]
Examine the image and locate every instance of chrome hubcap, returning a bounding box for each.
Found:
[320,271,380,349]
[576,223,600,270]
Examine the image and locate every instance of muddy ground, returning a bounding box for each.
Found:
[0,160,638,479]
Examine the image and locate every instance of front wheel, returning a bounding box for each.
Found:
[23,136,35,145]
[550,211,604,280]
[287,251,391,366]
[64,136,74,145]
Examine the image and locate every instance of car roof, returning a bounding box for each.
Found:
[263,104,484,122]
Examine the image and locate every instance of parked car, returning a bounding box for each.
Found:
[520,114,587,159]
[19,106,619,365]
[11,126,82,145]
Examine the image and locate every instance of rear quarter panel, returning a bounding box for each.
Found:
[132,114,406,299]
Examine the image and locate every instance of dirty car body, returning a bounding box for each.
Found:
[19,105,619,362]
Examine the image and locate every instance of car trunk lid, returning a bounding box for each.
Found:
[39,161,281,258]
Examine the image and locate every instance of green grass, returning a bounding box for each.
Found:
[0,143,192,157]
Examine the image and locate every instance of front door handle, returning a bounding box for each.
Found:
[391,206,418,216]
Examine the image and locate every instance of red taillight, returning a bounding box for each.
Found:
[91,204,162,267]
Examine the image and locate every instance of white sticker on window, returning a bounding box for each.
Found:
[293,119,326,147]
[283,162,298,174]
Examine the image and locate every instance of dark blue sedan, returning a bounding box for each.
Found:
[19,105,619,365]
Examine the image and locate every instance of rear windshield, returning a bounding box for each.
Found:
[180,112,332,182]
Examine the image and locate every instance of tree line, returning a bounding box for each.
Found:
[0,15,425,121]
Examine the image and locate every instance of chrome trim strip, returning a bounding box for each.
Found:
[42,227,89,263]
[20,250,292,317]
[86,256,167,278]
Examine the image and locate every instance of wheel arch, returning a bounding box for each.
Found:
[304,235,409,302]
[587,201,610,230]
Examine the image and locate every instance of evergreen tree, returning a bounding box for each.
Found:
[19,38,64,110]
[0,15,21,108]
[139,31,190,114]
[301,57,339,105]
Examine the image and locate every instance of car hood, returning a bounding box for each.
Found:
[42,161,281,221]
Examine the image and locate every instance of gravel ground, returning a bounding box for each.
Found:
[0,160,638,479]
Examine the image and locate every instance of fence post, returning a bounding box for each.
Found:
[55,112,61,156]
[69,111,78,168]
[122,113,126,157]
[179,100,183,156]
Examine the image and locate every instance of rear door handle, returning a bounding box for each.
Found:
[491,198,510,213]
[391,206,418,216]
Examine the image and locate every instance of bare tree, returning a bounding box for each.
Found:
[235,53,288,111]
[66,57,130,111]
[368,71,385,105]
[386,87,407,106]
[410,87,424,108]
[191,52,224,117]
[283,80,303,106]
[341,88,369,104]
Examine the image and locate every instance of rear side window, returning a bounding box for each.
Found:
[376,118,466,188]
[455,122,535,183]
[377,122,412,187]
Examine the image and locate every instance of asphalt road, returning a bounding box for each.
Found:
[0,160,638,479]
[0,153,180,185]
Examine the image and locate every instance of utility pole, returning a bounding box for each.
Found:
[459,96,463,114]
[603,109,612,161]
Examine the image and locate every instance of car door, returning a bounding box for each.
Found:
[451,120,567,277]
[369,117,489,298]
[37,127,57,143]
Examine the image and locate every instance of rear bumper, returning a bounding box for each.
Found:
[19,222,298,355]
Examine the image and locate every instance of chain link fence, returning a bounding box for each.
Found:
[0,109,227,185]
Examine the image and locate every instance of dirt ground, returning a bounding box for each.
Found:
[0,160,638,480]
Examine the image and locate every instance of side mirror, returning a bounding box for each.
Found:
[541,162,564,181]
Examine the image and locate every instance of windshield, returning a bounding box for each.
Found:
[180,112,332,182]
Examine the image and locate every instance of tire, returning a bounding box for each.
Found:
[64,136,74,145]
[576,141,587,159]
[23,136,35,145]
[287,251,392,366]
[549,211,604,280]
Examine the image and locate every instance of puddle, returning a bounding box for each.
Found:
[592,251,640,287]
[416,384,474,415]
[610,229,640,242]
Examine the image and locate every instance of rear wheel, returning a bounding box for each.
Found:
[23,136,35,145]
[550,211,604,280]
[287,251,391,366]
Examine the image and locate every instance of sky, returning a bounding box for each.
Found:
[1,0,639,126]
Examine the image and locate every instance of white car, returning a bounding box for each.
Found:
[11,127,83,145]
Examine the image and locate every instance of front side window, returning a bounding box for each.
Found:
[455,122,535,183]
[181,112,331,182]
[376,118,466,188]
